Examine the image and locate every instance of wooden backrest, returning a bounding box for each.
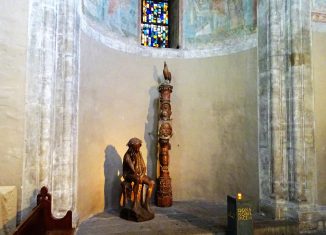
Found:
[13,186,73,235]
[13,204,46,235]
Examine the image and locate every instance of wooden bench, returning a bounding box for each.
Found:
[13,186,74,235]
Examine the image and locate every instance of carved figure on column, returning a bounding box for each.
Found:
[163,61,171,83]
[159,122,172,139]
[120,138,155,222]
[157,62,173,207]
[160,101,172,121]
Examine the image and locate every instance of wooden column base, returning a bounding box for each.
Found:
[157,176,172,207]
[157,195,173,207]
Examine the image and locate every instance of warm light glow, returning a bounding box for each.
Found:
[237,193,242,200]
[120,194,124,207]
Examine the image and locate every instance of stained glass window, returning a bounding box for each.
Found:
[141,0,169,48]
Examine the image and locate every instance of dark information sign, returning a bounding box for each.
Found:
[227,195,253,235]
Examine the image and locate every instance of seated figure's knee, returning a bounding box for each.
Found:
[149,180,155,188]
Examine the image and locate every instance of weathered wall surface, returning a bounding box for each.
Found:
[83,0,138,38]
[0,0,28,216]
[314,0,326,11]
[82,0,257,49]
[183,0,256,48]
[312,31,326,206]
[21,0,80,220]
[77,32,258,220]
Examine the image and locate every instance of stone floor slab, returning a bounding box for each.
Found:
[76,201,324,235]
[76,201,227,235]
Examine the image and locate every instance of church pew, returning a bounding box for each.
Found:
[13,186,74,235]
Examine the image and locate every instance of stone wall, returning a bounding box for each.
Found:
[258,0,326,233]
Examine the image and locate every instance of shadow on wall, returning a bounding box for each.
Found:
[144,66,161,182]
[18,188,40,223]
[104,145,122,211]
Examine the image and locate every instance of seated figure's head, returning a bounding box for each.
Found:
[127,137,142,153]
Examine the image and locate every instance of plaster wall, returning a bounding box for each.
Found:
[77,32,259,220]
[312,31,326,205]
[0,0,28,214]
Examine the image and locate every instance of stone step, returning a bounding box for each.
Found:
[254,219,299,235]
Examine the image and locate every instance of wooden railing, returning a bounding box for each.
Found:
[13,186,74,235]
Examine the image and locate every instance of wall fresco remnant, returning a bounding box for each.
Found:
[82,0,257,49]
[106,0,138,37]
[83,0,138,37]
[314,0,326,11]
[183,0,256,48]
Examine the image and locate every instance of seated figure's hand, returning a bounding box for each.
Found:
[136,174,141,182]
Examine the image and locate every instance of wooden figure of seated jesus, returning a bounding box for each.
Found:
[120,137,155,221]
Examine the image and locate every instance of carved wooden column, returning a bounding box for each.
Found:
[156,65,173,207]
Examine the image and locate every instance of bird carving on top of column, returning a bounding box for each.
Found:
[163,61,171,83]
